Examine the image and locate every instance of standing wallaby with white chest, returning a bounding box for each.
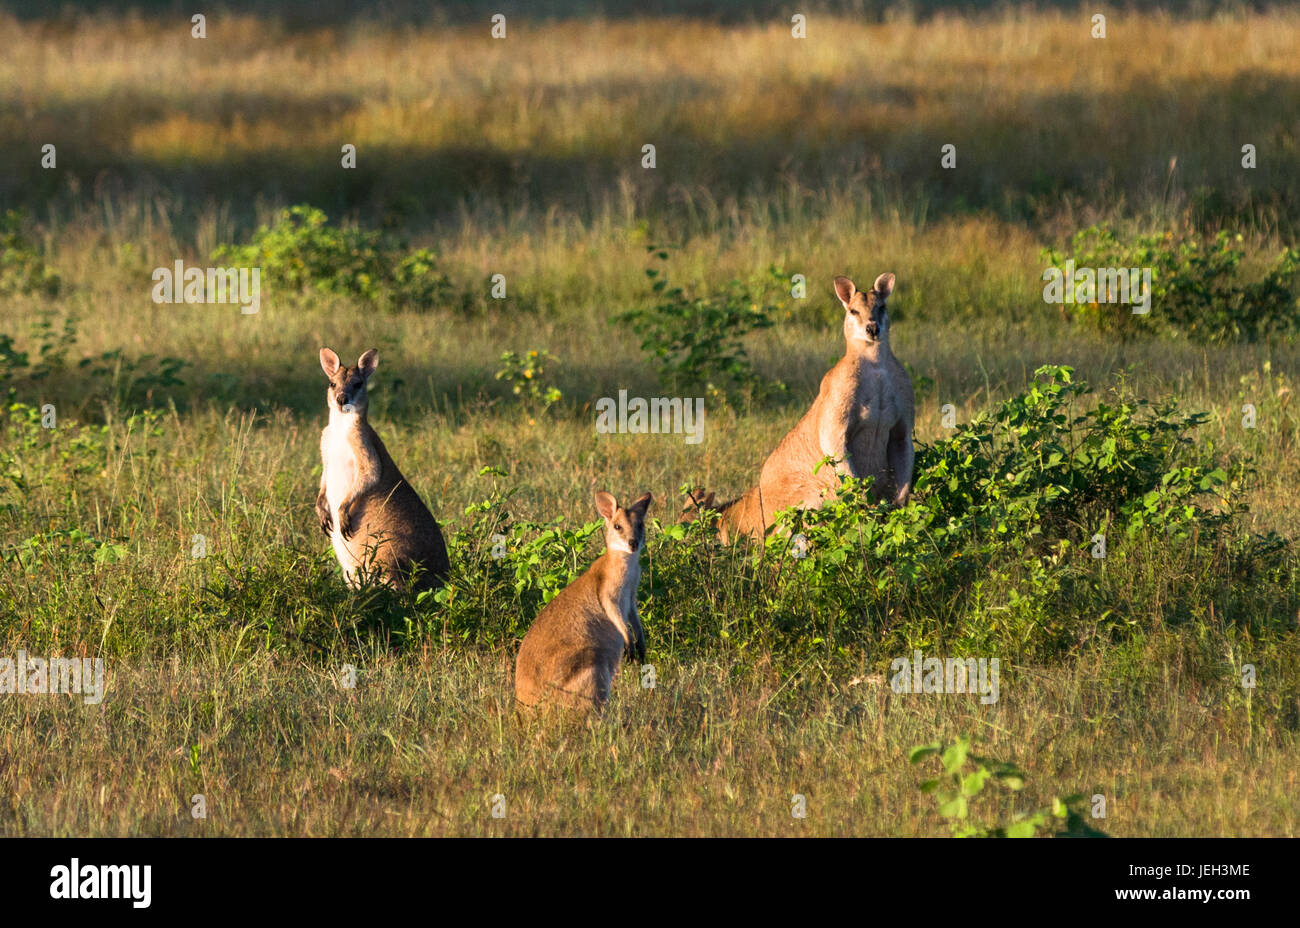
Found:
[694,273,914,541]
[316,348,450,592]
[760,272,914,513]
[514,490,652,711]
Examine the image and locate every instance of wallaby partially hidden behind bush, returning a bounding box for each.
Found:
[316,348,450,592]
[685,273,915,541]
[515,490,652,711]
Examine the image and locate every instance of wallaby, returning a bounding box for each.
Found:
[691,274,915,541]
[316,347,450,592]
[515,490,653,711]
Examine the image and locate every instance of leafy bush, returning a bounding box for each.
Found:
[762,365,1242,656]
[0,313,77,385]
[617,246,786,401]
[910,736,1106,837]
[212,205,454,310]
[0,210,60,298]
[5,528,126,572]
[494,349,563,414]
[915,364,1233,544]
[77,349,189,410]
[416,468,603,643]
[0,401,126,507]
[1,314,187,415]
[1044,226,1300,342]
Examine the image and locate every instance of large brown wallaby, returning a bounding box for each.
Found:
[514,490,653,711]
[685,273,915,541]
[316,348,450,592]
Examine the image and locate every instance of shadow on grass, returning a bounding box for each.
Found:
[2,72,1299,237]
[1,0,1262,29]
[9,315,836,423]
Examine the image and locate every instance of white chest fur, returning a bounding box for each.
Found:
[321,412,364,578]
[322,421,359,516]
[603,552,641,640]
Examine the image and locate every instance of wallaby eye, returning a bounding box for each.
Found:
[849,310,859,317]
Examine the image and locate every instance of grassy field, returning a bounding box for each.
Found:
[2,5,1299,836]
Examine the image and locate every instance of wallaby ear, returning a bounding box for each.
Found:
[319,348,340,378]
[594,490,617,521]
[872,273,896,299]
[833,276,856,309]
[628,492,653,519]
[357,349,379,379]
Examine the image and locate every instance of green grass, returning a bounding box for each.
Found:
[1,6,1299,836]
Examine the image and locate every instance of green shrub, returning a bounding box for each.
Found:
[0,401,131,510]
[1,314,187,414]
[0,313,77,385]
[494,349,563,414]
[0,210,60,298]
[1043,226,1300,343]
[617,246,786,401]
[910,736,1106,837]
[913,364,1233,544]
[756,365,1244,656]
[77,349,189,410]
[212,205,454,310]
[417,467,602,643]
[5,528,126,572]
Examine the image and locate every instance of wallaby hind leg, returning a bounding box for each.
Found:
[625,604,645,664]
[590,663,613,710]
[888,421,914,506]
[553,664,607,711]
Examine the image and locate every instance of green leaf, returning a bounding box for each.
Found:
[908,744,941,764]
[1006,818,1040,838]
[941,739,969,775]
[93,542,127,565]
[960,767,992,797]
[938,795,968,819]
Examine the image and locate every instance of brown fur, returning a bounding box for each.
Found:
[317,347,450,592]
[515,490,652,711]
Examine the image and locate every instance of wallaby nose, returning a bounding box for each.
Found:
[865,322,879,338]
